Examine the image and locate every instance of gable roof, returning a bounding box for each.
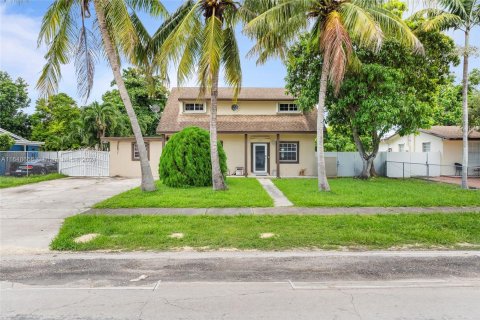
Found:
[0,127,44,146]
[419,126,480,140]
[157,87,317,134]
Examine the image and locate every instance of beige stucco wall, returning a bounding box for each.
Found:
[108,140,162,178]
[219,133,316,177]
[178,100,299,116]
[107,133,316,178]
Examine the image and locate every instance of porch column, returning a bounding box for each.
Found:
[276,133,280,178]
[244,134,248,177]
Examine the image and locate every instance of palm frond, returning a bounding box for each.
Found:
[36,1,76,98]
[320,10,352,94]
[125,0,168,17]
[365,5,424,53]
[221,26,242,99]
[339,2,383,52]
[198,14,223,95]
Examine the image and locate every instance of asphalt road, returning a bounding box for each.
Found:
[1,251,480,319]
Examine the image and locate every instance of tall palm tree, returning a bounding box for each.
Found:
[160,0,244,190]
[412,0,480,189]
[36,0,166,191]
[244,0,423,191]
[83,102,119,150]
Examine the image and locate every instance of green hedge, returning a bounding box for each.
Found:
[159,126,227,187]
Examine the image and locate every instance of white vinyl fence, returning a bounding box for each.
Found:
[59,150,109,177]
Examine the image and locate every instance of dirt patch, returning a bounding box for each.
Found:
[260,233,276,239]
[169,233,184,239]
[74,233,100,244]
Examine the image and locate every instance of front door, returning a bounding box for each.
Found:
[253,143,268,175]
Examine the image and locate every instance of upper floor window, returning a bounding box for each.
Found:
[278,103,299,113]
[398,144,405,152]
[184,103,205,113]
[422,142,431,152]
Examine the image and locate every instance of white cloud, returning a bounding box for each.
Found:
[0,5,114,112]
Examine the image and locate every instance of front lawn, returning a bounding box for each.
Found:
[51,213,480,251]
[94,178,273,208]
[273,178,479,207]
[0,173,66,189]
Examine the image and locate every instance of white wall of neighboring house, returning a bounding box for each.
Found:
[379,132,468,176]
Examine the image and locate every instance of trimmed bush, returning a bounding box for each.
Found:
[159,126,227,187]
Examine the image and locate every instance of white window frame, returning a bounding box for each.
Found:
[278,103,300,113]
[279,141,299,163]
[132,142,150,161]
[398,144,405,152]
[422,142,431,153]
[183,102,206,113]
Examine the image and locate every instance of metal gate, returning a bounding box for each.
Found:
[59,150,109,177]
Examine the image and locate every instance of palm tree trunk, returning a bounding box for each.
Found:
[461,28,470,189]
[210,71,227,190]
[316,62,331,191]
[93,0,156,191]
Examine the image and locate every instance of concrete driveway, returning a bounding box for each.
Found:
[0,177,139,254]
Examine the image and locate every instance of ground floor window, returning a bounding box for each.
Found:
[398,144,405,152]
[279,142,299,163]
[422,142,431,152]
[132,142,150,161]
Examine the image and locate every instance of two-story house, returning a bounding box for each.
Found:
[105,87,318,178]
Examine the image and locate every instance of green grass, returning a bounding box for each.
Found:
[273,178,479,207]
[0,173,66,189]
[51,213,480,251]
[94,178,273,208]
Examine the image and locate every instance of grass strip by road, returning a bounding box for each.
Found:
[94,178,273,208]
[0,173,66,189]
[273,178,479,207]
[51,213,480,251]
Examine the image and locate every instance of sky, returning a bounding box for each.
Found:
[0,0,479,114]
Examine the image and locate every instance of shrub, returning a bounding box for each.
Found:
[0,134,15,151]
[159,126,227,187]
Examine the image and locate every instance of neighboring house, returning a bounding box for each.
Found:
[0,127,44,151]
[379,126,480,176]
[104,87,317,178]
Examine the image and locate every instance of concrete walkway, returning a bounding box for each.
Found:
[0,177,139,254]
[257,178,293,207]
[84,206,480,216]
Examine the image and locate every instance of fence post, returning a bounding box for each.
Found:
[402,162,405,179]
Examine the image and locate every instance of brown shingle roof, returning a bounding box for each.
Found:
[168,87,296,101]
[420,126,480,140]
[157,87,317,134]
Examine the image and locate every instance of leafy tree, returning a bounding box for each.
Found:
[0,134,15,151]
[159,127,227,188]
[160,0,245,191]
[0,71,31,138]
[82,102,123,150]
[328,64,427,178]
[324,128,356,152]
[101,68,168,136]
[30,93,81,150]
[413,0,480,189]
[433,80,463,126]
[244,0,421,191]
[36,0,166,191]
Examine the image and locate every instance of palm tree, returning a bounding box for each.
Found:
[83,102,119,150]
[412,0,480,189]
[244,0,423,191]
[36,0,166,191]
[160,0,244,190]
